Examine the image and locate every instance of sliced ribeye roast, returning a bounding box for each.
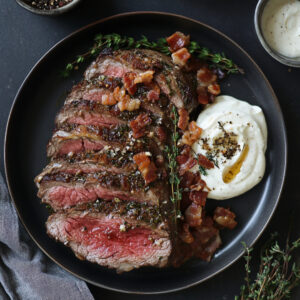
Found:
[46,201,171,272]
[35,40,233,272]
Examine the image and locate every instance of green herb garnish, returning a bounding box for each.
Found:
[62,33,241,77]
[164,106,182,225]
[236,233,300,300]
[199,165,208,176]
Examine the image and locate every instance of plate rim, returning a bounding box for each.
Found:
[4,11,288,294]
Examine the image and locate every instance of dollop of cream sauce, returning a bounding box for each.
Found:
[261,0,300,58]
[192,95,267,200]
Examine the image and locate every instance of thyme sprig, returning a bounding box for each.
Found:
[164,106,182,224]
[62,33,241,77]
[236,233,300,300]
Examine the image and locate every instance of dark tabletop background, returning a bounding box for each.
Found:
[1,0,300,299]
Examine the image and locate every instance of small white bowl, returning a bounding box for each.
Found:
[16,0,82,15]
[254,0,300,67]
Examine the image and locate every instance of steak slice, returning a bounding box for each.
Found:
[46,207,171,272]
[85,49,198,113]
[56,100,128,127]
[35,152,137,180]
[47,123,128,157]
[38,171,166,210]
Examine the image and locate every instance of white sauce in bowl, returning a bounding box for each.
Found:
[261,0,300,58]
[192,95,267,200]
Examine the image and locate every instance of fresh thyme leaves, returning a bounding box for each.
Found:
[236,233,300,300]
[206,152,219,168]
[199,165,208,176]
[164,106,182,225]
[62,33,241,77]
[188,41,243,74]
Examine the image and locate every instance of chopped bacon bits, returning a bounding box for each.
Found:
[113,86,140,112]
[172,48,191,66]
[134,70,155,84]
[118,97,140,112]
[192,219,222,261]
[147,89,160,101]
[177,153,197,176]
[197,67,217,86]
[145,82,160,101]
[196,66,220,105]
[179,223,194,244]
[207,83,221,95]
[181,121,202,146]
[185,202,202,227]
[198,154,214,169]
[101,93,117,105]
[155,126,166,142]
[133,152,157,184]
[166,32,190,52]
[213,207,237,229]
[190,176,207,192]
[123,72,137,95]
[178,108,189,130]
[129,113,152,139]
[189,191,207,206]
[197,86,209,105]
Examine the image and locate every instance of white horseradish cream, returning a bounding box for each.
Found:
[192,95,267,200]
[261,0,300,58]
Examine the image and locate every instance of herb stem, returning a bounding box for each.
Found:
[62,33,241,77]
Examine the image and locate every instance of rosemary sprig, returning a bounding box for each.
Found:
[62,33,241,77]
[236,233,300,300]
[164,106,182,224]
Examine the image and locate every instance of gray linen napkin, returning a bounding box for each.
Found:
[0,172,94,300]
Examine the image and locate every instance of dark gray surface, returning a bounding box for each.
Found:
[1,0,300,299]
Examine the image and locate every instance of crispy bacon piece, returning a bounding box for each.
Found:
[198,154,214,169]
[147,89,160,101]
[172,48,191,66]
[213,207,237,229]
[166,32,190,52]
[197,86,209,105]
[180,171,197,189]
[191,216,222,261]
[189,175,207,192]
[207,83,221,96]
[178,108,189,131]
[181,121,202,146]
[113,86,141,112]
[146,82,160,101]
[155,126,166,142]
[197,67,217,86]
[134,70,155,84]
[176,153,197,176]
[129,113,152,139]
[185,202,202,227]
[133,152,157,184]
[123,72,137,95]
[189,191,207,206]
[196,66,220,105]
[179,223,194,244]
[101,93,117,105]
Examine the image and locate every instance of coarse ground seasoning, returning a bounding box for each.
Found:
[24,0,73,10]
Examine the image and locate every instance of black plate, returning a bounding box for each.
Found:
[4,12,287,294]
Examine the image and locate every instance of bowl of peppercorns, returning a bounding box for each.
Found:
[16,0,82,15]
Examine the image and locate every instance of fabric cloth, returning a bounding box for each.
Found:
[0,172,94,300]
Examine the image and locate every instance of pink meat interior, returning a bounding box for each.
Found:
[47,186,146,210]
[63,215,158,258]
